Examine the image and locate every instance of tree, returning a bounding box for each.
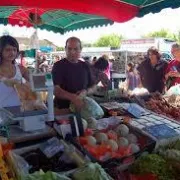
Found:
[143,29,172,39]
[82,41,93,47]
[56,46,64,51]
[172,31,180,43]
[94,33,123,48]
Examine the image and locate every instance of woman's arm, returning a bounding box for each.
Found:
[19,65,29,82]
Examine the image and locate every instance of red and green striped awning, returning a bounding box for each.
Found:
[0,0,180,33]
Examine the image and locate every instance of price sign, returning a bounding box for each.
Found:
[127,104,144,118]
[40,137,64,158]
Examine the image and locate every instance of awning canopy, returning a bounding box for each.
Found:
[0,0,179,33]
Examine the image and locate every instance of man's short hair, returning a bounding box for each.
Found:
[65,37,82,49]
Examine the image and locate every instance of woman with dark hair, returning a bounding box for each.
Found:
[126,62,141,91]
[0,35,29,108]
[91,56,110,87]
[137,47,167,93]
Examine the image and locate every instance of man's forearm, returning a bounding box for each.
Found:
[86,85,97,95]
[54,85,76,101]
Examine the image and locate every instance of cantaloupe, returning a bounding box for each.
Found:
[130,143,140,153]
[106,139,118,151]
[126,133,138,143]
[118,137,129,147]
[95,133,108,143]
[86,136,96,146]
[116,124,129,137]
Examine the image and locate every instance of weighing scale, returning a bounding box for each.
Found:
[0,72,54,132]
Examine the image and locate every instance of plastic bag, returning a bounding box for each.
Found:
[70,96,104,119]
[166,84,180,96]
[8,151,30,179]
[14,83,47,111]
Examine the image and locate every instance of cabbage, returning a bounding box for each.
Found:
[72,163,113,180]
[70,97,104,119]
[23,170,71,180]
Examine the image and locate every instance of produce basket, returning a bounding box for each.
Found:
[7,137,87,180]
[67,124,156,169]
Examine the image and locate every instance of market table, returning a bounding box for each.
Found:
[8,125,56,147]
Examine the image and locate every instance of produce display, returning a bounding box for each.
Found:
[77,124,154,162]
[131,154,179,180]
[21,148,77,173]
[23,170,71,180]
[72,163,113,180]
[156,139,180,174]
[2,87,180,180]
[145,93,180,121]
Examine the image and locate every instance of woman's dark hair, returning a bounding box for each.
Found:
[0,35,19,65]
[94,57,109,71]
[147,46,161,60]
[127,62,134,72]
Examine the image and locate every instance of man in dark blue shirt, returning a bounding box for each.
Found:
[52,37,94,112]
[138,47,167,93]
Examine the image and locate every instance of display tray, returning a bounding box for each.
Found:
[66,124,156,169]
[3,106,47,118]
[7,137,84,179]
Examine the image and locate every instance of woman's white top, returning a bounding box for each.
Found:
[0,64,24,108]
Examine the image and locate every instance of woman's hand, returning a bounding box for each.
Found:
[3,79,19,87]
[165,71,180,79]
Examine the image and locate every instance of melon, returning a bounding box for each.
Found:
[130,143,140,153]
[106,140,118,151]
[118,137,129,147]
[86,136,96,146]
[116,124,129,137]
[126,133,138,143]
[95,133,108,143]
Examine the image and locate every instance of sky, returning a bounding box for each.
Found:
[0,7,180,47]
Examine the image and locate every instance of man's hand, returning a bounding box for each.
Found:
[165,71,180,79]
[54,85,84,111]
[77,89,87,97]
[71,95,84,111]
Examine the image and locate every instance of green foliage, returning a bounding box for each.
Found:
[82,41,93,47]
[94,33,123,48]
[143,29,172,38]
[172,31,180,43]
[56,46,64,51]
[131,154,176,180]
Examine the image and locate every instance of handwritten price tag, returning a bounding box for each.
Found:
[40,137,64,158]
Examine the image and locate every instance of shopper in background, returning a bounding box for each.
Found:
[91,56,110,88]
[126,62,141,91]
[39,55,49,72]
[138,47,167,93]
[55,55,61,62]
[92,56,97,65]
[165,43,180,89]
[19,51,27,67]
[102,54,111,79]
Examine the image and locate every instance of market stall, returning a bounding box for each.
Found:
[0,86,179,179]
[0,1,180,180]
